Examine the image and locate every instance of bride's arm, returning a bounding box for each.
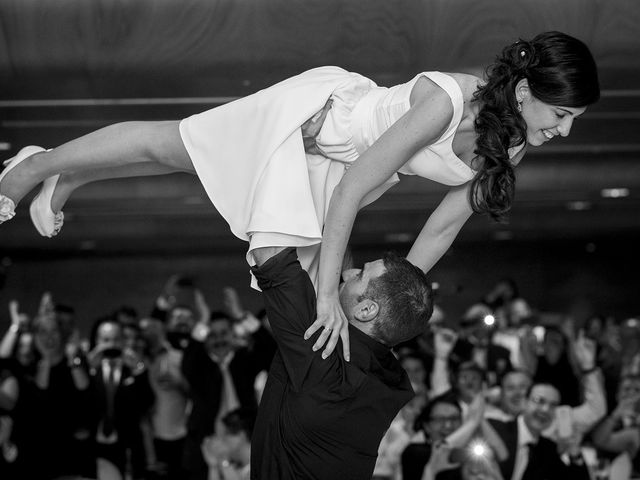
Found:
[407,134,526,273]
[406,182,474,273]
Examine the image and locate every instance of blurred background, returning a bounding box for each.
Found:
[0,0,639,325]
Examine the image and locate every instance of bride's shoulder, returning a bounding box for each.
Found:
[447,72,485,99]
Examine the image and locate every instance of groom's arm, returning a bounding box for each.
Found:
[251,247,318,391]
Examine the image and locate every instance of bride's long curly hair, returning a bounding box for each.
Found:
[471,31,600,221]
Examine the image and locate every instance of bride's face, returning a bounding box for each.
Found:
[515,79,586,147]
[522,96,586,147]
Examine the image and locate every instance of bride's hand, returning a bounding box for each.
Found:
[304,293,350,361]
[301,99,333,155]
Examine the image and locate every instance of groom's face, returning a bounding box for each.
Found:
[338,259,386,318]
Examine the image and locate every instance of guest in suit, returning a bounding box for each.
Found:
[452,305,512,387]
[484,369,532,422]
[486,331,605,444]
[88,318,155,479]
[181,311,274,480]
[488,382,590,480]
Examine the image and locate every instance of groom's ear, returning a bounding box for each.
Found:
[353,299,380,323]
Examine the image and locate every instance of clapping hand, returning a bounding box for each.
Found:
[201,435,230,467]
[425,442,458,476]
[434,327,458,360]
[194,288,211,325]
[222,287,244,320]
[65,330,83,363]
[37,292,54,317]
[613,394,640,421]
[122,347,146,375]
[304,293,350,361]
[467,390,487,422]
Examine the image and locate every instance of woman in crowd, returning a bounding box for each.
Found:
[592,374,640,479]
[0,32,599,359]
[401,392,485,480]
[10,309,95,479]
[523,325,582,406]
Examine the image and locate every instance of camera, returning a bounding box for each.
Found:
[101,347,123,359]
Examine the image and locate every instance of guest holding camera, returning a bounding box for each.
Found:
[88,317,155,479]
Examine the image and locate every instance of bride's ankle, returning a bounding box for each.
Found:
[50,174,71,213]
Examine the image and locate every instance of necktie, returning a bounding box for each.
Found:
[512,442,533,480]
[103,361,117,437]
[215,357,240,432]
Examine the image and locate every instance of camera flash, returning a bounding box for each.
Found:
[483,315,495,326]
[472,442,486,457]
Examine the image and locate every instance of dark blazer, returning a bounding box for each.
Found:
[488,417,590,480]
[181,327,275,441]
[90,361,155,442]
[89,361,155,476]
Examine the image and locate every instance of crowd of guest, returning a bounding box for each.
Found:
[0,273,638,480]
[0,277,275,480]
[371,279,640,480]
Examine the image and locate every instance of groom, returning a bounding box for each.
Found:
[249,247,433,479]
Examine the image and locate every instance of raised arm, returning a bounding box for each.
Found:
[0,301,29,358]
[306,85,454,360]
[406,183,473,272]
[430,327,458,397]
[569,331,606,433]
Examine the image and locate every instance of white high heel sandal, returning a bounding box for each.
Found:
[0,146,46,224]
[30,173,64,237]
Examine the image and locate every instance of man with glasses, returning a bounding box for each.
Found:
[488,382,590,480]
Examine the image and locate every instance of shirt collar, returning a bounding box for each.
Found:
[209,350,235,367]
[517,414,537,447]
[348,323,390,359]
[349,324,411,390]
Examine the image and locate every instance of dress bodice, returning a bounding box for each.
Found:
[349,71,476,186]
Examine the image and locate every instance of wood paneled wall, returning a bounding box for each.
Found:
[1,0,639,99]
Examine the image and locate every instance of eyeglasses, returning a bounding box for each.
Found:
[34,328,61,338]
[428,416,461,426]
[529,395,559,409]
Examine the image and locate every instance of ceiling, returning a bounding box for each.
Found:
[1,0,639,258]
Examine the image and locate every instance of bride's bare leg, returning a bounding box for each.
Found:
[1,120,192,206]
[51,162,182,212]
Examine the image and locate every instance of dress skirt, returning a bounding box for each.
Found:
[179,67,394,289]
